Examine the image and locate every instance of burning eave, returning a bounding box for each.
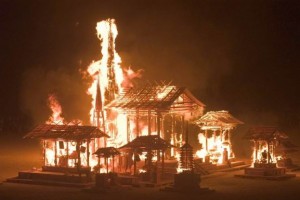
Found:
[24,124,109,140]
[244,126,288,141]
[194,110,243,130]
[106,84,205,115]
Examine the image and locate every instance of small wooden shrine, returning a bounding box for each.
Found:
[236,126,296,179]
[119,135,173,183]
[193,110,243,164]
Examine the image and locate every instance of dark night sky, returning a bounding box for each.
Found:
[0,0,299,135]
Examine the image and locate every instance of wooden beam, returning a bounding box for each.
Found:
[66,140,69,168]
[43,140,46,166]
[54,140,57,166]
[136,109,140,137]
[87,139,90,168]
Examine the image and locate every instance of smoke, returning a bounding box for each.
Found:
[20,67,90,125]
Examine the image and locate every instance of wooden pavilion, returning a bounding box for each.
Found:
[236,126,297,179]
[193,110,243,164]
[244,126,289,165]
[24,124,109,173]
[106,84,205,156]
[93,147,120,173]
[119,135,173,182]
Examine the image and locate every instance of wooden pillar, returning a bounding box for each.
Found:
[156,150,161,184]
[133,152,137,175]
[66,140,69,168]
[161,115,164,139]
[54,140,57,166]
[228,129,232,144]
[136,109,140,137]
[213,130,216,143]
[171,115,175,157]
[87,139,90,168]
[255,140,258,162]
[228,129,232,157]
[154,115,157,132]
[157,112,161,137]
[77,141,81,171]
[205,129,208,151]
[148,110,151,136]
[43,140,46,166]
[267,141,270,164]
[161,150,165,177]
[181,115,185,145]
[127,115,130,142]
[220,128,223,142]
[112,156,115,172]
[106,157,109,173]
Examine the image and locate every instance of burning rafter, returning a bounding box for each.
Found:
[24,124,109,140]
[194,110,243,130]
[244,126,288,141]
[119,135,174,151]
[106,84,205,114]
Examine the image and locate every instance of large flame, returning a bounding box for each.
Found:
[46,94,64,125]
[87,19,142,149]
[195,131,234,165]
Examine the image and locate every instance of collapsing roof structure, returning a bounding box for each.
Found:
[93,147,120,158]
[106,84,205,115]
[119,135,174,151]
[244,126,288,141]
[24,124,109,140]
[194,110,243,130]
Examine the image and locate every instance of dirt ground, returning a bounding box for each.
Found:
[1,136,300,200]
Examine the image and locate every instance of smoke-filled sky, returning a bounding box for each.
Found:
[0,0,299,136]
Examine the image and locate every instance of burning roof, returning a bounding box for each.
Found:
[93,147,120,158]
[244,126,288,141]
[106,84,205,113]
[194,110,243,129]
[24,124,109,140]
[119,135,174,151]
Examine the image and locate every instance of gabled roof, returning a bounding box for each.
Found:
[24,124,109,140]
[244,126,288,141]
[106,85,205,113]
[194,110,243,129]
[93,147,120,157]
[119,135,174,151]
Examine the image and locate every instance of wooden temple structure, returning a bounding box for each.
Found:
[193,110,243,164]
[24,124,109,173]
[107,84,205,155]
[244,126,295,166]
[236,126,297,179]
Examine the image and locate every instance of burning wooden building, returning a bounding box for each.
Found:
[24,124,109,172]
[106,84,205,151]
[236,126,296,179]
[7,124,109,186]
[8,18,248,187]
[193,110,243,164]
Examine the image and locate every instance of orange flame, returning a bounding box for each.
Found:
[46,94,64,125]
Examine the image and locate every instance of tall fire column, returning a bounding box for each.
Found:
[102,19,119,104]
[91,18,122,145]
